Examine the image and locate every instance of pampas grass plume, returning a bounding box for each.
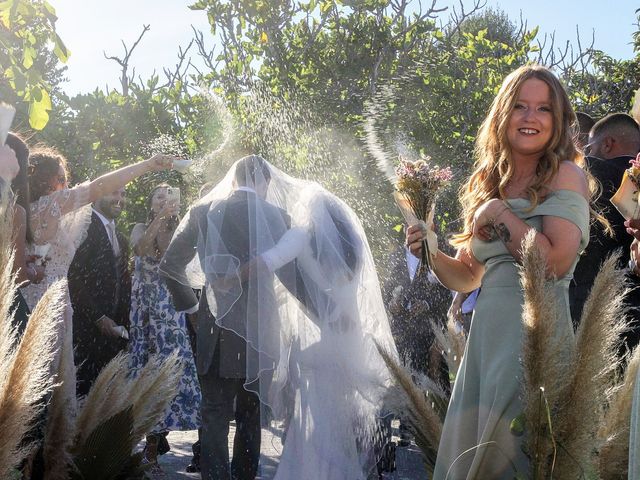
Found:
[0,280,65,477]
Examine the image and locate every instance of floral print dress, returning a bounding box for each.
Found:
[128,255,201,432]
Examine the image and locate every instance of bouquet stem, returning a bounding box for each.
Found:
[420,238,431,275]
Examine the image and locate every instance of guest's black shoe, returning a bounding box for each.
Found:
[186,462,200,473]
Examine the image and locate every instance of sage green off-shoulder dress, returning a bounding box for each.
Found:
[433,189,590,480]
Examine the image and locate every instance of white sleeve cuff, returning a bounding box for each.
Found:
[184,304,199,314]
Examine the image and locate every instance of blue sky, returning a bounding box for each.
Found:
[52,0,638,95]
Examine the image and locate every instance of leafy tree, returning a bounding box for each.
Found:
[0,0,69,129]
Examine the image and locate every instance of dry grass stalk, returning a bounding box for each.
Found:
[0,192,18,366]
[430,317,466,381]
[129,351,181,440]
[42,303,77,480]
[0,280,64,477]
[73,353,129,447]
[375,342,443,455]
[598,346,640,478]
[554,253,628,478]
[74,351,181,450]
[519,230,573,479]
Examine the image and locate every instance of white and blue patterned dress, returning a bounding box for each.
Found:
[128,255,201,432]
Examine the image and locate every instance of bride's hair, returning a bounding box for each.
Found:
[310,197,362,280]
[27,147,70,203]
[451,64,604,247]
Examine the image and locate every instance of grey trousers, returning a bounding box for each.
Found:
[199,370,261,480]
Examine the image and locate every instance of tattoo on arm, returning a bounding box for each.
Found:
[493,222,511,243]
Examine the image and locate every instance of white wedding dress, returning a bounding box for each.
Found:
[22,184,92,310]
[264,222,394,480]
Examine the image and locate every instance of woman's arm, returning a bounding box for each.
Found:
[473,162,588,278]
[87,154,175,204]
[46,154,177,220]
[406,223,484,292]
[130,203,179,257]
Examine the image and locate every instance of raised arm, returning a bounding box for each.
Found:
[131,202,179,257]
[86,154,175,205]
[405,222,484,292]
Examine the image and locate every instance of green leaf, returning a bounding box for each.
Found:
[22,45,35,69]
[28,88,51,130]
[42,0,57,22]
[52,32,70,63]
[510,413,525,437]
[71,407,137,480]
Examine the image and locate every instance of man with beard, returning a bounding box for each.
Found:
[68,187,131,396]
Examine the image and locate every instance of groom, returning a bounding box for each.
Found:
[161,155,297,479]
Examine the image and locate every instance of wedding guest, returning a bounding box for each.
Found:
[68,187,132,397]
[127,184,201,471]
[447,288,478,332]
[4,133,44,333]
[407,65,596,478]
[570,113,640,337]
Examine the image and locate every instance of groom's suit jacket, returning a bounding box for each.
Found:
[162,190,297,378]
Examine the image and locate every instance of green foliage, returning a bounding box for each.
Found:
[31,77,223,234]
[0,0,69,130]
[70,407,146,480]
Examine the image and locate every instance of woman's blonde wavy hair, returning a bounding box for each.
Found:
[451,64,598,248]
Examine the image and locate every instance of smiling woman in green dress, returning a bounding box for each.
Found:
[407,64,594,479]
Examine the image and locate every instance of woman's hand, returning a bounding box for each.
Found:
[625,218,640,241]
[145,154,178,172]
[472,199,508,241]
[406,223,428,258]
[157,201,180,220]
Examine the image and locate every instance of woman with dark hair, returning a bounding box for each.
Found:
[128,184,201,470]
[4,133,44,334]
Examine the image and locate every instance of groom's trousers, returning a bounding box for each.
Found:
[199,367,261,480]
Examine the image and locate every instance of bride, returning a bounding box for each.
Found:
[258,186,398,479]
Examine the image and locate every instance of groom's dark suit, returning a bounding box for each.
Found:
[162,189,292,480]
[68,211,131,397]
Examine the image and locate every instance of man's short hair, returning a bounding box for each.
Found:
[591,113,640,149]
[234,155,271,187]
